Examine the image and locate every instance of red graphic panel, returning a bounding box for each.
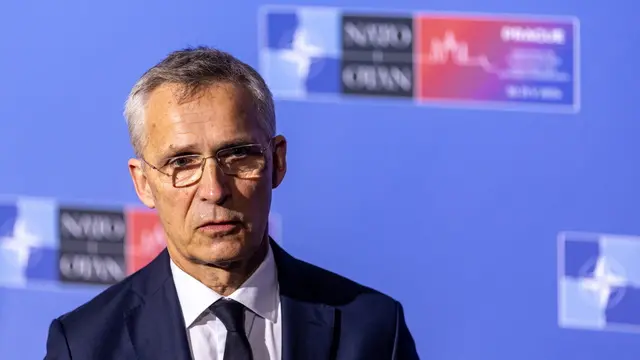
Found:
[125,208,167,274]
[415,15,576,107]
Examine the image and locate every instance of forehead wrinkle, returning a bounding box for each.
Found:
[144,83,262,159]
[172,96,247,127]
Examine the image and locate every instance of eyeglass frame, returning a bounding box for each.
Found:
[140,137,276,188]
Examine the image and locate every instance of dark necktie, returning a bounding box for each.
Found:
[210,299,253,360]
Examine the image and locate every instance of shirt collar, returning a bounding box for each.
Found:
[170,243,279,328]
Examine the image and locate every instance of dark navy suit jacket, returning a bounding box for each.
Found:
[44,239,420,359]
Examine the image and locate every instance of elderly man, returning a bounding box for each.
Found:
[44,46,419,360]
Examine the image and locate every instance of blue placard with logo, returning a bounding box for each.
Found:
[558,231,640,333]
[259,5,579,112]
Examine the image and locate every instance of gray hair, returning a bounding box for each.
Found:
[123,46,276,157]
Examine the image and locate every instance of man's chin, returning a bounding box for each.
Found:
[196,240,245,264]
[186,231,264,268]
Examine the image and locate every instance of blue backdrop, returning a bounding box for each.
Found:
[1,0,639,359]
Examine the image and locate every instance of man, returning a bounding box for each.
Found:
[44,46,419,360]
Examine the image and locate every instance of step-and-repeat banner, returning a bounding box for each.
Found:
[1,1,638,359]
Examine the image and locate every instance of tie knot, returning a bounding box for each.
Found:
[210,299,246,332]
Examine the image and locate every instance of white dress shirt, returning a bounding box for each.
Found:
[170,244,282,360]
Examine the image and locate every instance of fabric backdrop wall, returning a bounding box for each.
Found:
[0,0,638,359]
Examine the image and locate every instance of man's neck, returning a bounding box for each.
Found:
[169,237,269,296]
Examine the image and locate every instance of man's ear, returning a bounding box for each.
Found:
[271,135,287,189]
[128,158,156,209]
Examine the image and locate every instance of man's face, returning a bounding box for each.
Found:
[128,82,286,266]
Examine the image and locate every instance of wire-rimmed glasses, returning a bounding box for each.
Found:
[142,140,273,188]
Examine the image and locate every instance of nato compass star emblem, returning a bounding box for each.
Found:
[558,231,640,332]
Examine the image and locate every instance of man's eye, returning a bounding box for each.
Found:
[169,157,199,168]
[227,148,251,157]
[225,146,263,159]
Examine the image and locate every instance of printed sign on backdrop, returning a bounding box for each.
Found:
[259,5,579,113]
[0,198,58,288]
[415,14,576,109]
[558,231,640,333]
[58,207,127,285]
[341,14,415,98]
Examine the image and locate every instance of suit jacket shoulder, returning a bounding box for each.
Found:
[45,250,177,359]
[272,240,398,303]
[54,272,143,336]
[270,242,418,359]
[45,241,419,360]
[279,248,398,307]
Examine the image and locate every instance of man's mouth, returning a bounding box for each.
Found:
[197,220,242,234]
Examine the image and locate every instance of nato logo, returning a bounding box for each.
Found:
[259,6,417,101]
[259,6,342,99]
[0,197,58,287]
[558,231,640,332]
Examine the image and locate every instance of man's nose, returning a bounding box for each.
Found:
[196,158,230,205]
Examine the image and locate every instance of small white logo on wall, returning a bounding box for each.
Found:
[558,231,640,333]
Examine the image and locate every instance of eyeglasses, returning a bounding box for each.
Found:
[142,140,273,188]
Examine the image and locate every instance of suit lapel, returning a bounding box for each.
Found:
[121,240,337,360]
[271,240,337,360]
[281,295,336,360]
[124,249,192,360]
